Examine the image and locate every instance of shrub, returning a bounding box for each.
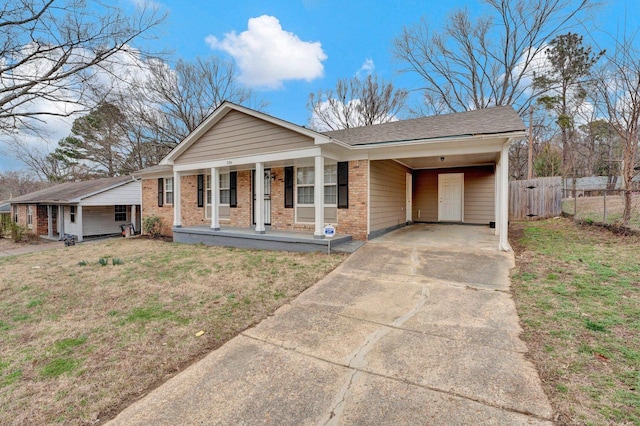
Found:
[143,215,164,239]
[11,224,26,242]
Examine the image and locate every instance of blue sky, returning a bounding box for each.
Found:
[1,0,639,172]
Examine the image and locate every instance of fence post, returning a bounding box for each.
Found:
[603,190,607,223]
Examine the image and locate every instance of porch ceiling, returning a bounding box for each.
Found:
[397,152,498,169]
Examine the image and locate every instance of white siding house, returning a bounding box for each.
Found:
[9,176,141,242]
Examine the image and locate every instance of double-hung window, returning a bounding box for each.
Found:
[13,206,18,223]
[219,173,230,205]
[70,206,76,223]
[296,167,315,205]
[27,205,33,228]
[296,165,337,205]
[165,178,174,205]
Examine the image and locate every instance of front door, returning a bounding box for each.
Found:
[252,169,272,225]
[438,173,463,222]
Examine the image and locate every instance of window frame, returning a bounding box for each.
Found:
[70,205,76,223]
[164,177,174,205]
[219,173,230,206]
[296,166,315,206]
[13,206,18,223]
[27,205,33,228]
[114,205,127,222]
[324,164,337,206]
[295,165,338,206]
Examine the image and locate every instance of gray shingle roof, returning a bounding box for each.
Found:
[9,175,136,204]
[321,106,525,146]
[0,202,10,213]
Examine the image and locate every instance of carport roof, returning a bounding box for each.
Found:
[9,175,136,204]
[322,105,525,146]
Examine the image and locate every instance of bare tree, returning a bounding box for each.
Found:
[307,73,408,131]
[120,56,266,152]
[595,37,640,227]
[394,0,592,116]
[0,0,165,135]
[0,171,49,199]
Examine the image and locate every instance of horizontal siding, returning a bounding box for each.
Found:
[296,206,337,223]
[413,166,495,224]
[370,160,409,232]
[175,110,315,164]
[82,206,129,236]
[81,181,141,206]
[63,206,82,237]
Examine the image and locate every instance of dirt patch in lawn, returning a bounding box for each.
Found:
[0,238,345,425]
[510,218,640,425]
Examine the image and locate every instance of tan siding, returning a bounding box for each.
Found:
[82,206,129,236]
[296,206,337,223]
[413,166,495,224]
[175,111,315,164]
[370,160,410,232]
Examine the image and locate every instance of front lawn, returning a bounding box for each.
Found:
[511,218,640,425]
[0,238,344,425]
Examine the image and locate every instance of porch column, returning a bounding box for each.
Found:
[494,161,501,237]
[47,205,53,238]
[58,205,64,239]
[130,204,137,233]
[254,162,265,234]
[210,167,220,230]
[76,205,83,242]
[173,171,181,227]
[314,155,325,238]
[498,144,511,251]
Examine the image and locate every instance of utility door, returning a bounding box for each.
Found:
[438,173,464,222]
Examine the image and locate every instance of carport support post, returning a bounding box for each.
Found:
[47,205,53,238]
[58,205,64,239]
[210,167,220,230]
[255,162,265,234]
[498,143,510,251]
[314,155,325,238]
[76,205,83,242]
[173,171,181,227]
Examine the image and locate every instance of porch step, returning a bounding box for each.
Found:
[331,240,366,254]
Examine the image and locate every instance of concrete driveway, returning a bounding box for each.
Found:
[108,224,553,425]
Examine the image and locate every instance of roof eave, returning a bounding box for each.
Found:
[348,130,526,149]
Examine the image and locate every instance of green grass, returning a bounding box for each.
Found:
[40,358,81,378]
[511,218,640,425]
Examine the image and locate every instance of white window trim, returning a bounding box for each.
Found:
[324,164,338,207]
[70,206,76,223]
[205,173,230,219]
[114,205,127,222]
[27,205,33,228]
[165,178,174,206]
[295,165,337,207]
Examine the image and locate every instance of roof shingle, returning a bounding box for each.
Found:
[9,175,136,204]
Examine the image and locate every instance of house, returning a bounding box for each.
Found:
[136,102,526,251]
[9,176,141,242]
[0,202,11,234]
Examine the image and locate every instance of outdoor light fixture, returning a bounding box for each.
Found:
[440,156,445,162]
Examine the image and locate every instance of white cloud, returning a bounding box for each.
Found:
[205,15,327,89]
[355,58,375,77]
[309,98,398,132]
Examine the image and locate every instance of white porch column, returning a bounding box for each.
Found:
[494,160,501,236]
[131,204,137,233]
[499,143,511,251]
[211,167,221,230]
[173,171,181,227]
[314,155,325,238]
[58,205,64,239]
[47,205,53,238]
[76,205,83,242]
[255,162,265,234]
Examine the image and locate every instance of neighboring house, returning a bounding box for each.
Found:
[9,176,141,242]
[0,202,11,234]
[136,102,526,251]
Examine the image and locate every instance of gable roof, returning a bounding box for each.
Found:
[9,175,137,204]
[161,101,331,165]
[0,202,10,213]
[322,106,525,146]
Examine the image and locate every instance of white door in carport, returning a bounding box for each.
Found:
[438,173,463,222]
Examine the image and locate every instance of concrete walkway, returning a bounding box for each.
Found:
[108,224,553,425]
[0,239,64,257]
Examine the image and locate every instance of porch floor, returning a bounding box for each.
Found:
[172,226,352,253]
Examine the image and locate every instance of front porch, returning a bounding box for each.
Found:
[172,226,353,253]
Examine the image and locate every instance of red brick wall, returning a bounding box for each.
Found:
[229,170,252,227]
[36,205,48,236]
[337,160,368,240]
[141,178,174,236]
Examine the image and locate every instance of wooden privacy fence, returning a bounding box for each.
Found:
[509,177,562,220]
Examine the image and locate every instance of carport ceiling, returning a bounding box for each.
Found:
[397,153,498,169]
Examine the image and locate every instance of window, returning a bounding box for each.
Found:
[70,206,76,223]
[165,178,174,205]
[115,205,127,221]
[205,174,212,218]
[13,206,18,223]
[297,167,315,204]
[324,164,337,205]
[27,205,33,228]
[296,165,337,205]
[219,173,230,205]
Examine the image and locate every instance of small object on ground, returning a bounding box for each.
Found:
[31,266,40,269]
[195,330,205,337]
